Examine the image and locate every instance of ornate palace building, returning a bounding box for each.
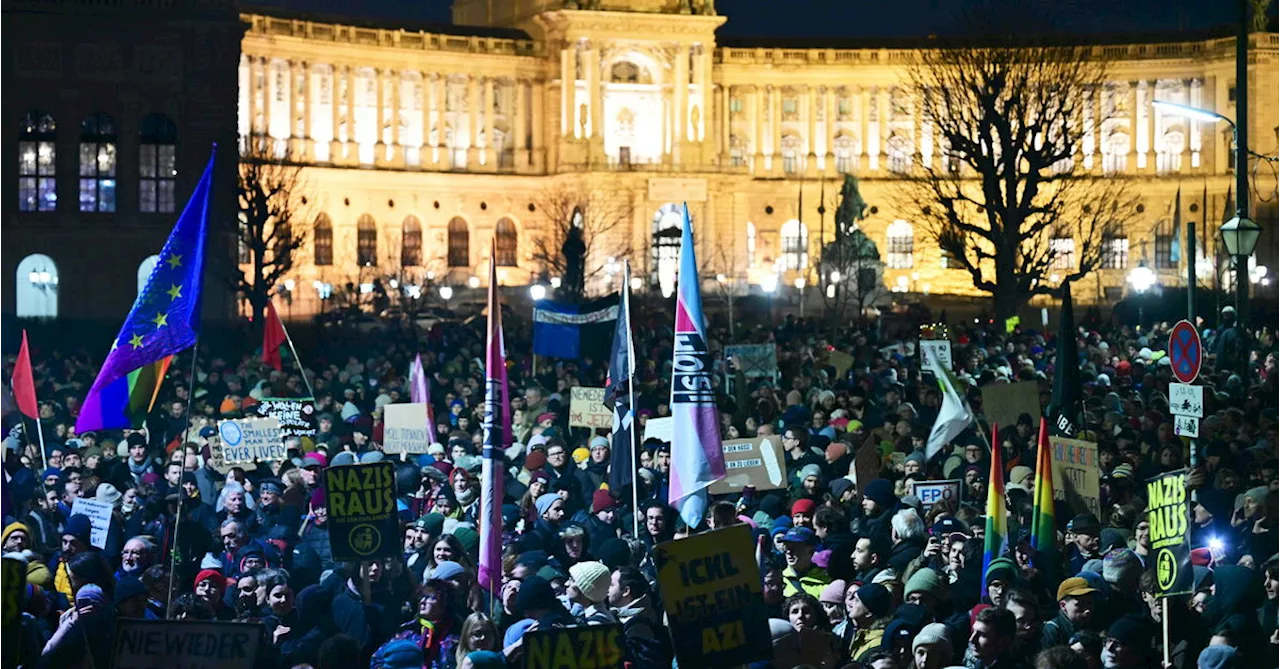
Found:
[5,0,1277,321]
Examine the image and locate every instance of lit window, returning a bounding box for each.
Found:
[780,219,809,270]
[18,111,57,212]
[887,134,909,174]
[314,214,334,266]
[834,136,855,174]
[79,113,117,212]
[781,135,802,175]
[357,214,377,266]
[1102,234,1129,269]
[1153,221,1178,270]
[1103,131,1129,175]
[729,98,742,114]
[1051,237,1076,270]
[139,114,178,213]
[886,219,914,269]
[495,218,518,266]
[1156,131,1184,176]
[402,216,422,267]
[448,217,469,267]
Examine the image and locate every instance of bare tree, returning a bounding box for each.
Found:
[900,17,1138,320]
[530,178,634,299]
[237,138,308,325]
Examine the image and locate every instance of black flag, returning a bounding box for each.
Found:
[1047,286,1082,438]
[604,263,636,490]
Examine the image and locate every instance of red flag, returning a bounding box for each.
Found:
[478,240,509,597]
[12,330,38,419]
[262,301,287,371]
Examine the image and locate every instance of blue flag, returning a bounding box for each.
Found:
[531,296,618,360]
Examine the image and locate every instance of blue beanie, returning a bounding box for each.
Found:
[466,650,506,669]
[770,517,794,537]
[534,493,560,518]
[863,479,897,509]
[1196,646,1239,669]
[63,514,92,545]
[372,639,423,669]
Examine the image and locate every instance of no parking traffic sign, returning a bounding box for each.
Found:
[1168,320,1202,384]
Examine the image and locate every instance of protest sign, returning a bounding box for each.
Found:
[654,525,771,667]
[71,497,113,549]
[325,462,399,562]
[254,397,316,439]
[113,619,260,669]
[217,417,284,465]
[1146,470,1192,597]
[568,387,612,430]
[2,557,21,627]
[981,381,1042,432]
[828,350,854,379]
[708,436,787,495]
[523,623,625,669]
[853,439,882,489]
[643,416,672,444]
[920,340,953,370]
[382,403,431,455]
[1049,436,1100,517]
[878,341,915,358]
[912,480,962,509]
[726,344,778,378]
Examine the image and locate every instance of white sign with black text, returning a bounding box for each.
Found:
[1173,415,1200,438]
[1169,383,1204,418]
[920,341,953,370]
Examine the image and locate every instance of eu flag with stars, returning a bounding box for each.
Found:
[76,151,214,432]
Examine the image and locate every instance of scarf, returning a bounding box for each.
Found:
[417,616,455,661]
[128,458,150,476]
[455,486,478,508]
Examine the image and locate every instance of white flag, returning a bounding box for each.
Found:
[924,352,974,461]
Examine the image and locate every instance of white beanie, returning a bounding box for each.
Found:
[913,622,953,657]
[96,483,123,507]
[568,561,611,603]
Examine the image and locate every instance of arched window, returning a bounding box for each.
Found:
[495,218,518,267]
[139,114,178,213]
[138,255,160,296]
[887,134,910,174]
[447,217,470,267]
[746,221,756,267]
[273,221,293,264]
[886,219,914,269]
[611,61,640,84]
[18,111,57,212]
[402,216,422,267]
[780,219,808,270]
[79,113,117,212]
[652,204,683,297]
[1103,131,1129,175]
[357,215,377,266]
[1157,130,1184,175]
[781,135,802,175]
[313,214,333,266]
[16,254,58,318]
[834,135,855,174]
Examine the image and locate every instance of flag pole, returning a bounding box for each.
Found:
[276,303,316,399]
[166,336,201,618]
[623,261,641,540]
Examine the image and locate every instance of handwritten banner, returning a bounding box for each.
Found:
[71,497,113,549]
[523,624,625,669]
[1049,436,1100,518]
[725,344,778,379]
[254,397,316,439]
[113,619,261,669]
[568,387,613,430]
[383,403,431,455]
[708,436,787,495]
[325,462,399,562]
[217,417,284,464]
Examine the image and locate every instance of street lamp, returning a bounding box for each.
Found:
[1128,260,1157,328]
[439,285,454,301]
[794,277,806,318]
[529,284,547,301]
[468,276,481,289]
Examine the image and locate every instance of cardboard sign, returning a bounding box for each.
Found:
[568,387,613,430]
[1172,415,1199,438]
[71,497,113,549]
[2,557,21,627]
[725,344,778,379]
[382,403,432,455]
[254,397,316,439]
[1146,470,1192,597]
[913,480,962,509]
[1049,437,1100,517]
[1168,383,1204,418]
[524,623,625,669]
[920,340,953,370]
[981,381,1042,432]
[654,525,772,668]
[643,416,672,444]
[217,417,284,464]
[113,619,260,669]
[853,438,882,489]
[708,436,787,495]
[325,462,399,562]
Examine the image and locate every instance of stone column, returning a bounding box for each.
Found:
[514,79,529,169]
[345,66,357,162]
[560,46,573,137]
[1146,80,1158,173]
[1127,81,1139,170]
[805,86,818,176]
[262,58,274,145]
[751,85,764,171]
[719,84,731,165]
[770,85,783,176]
[435,76,448,169]
[329,64,343,163]
[859,86,871,170]
[532,81,546,170]
[421,72,433,168]
[674,43,689,144]
[285,60,299,153]
[823,87,836,175]
[467,76,481,167]
[692,46,706,143]
[877,88,890,169]
[1189,78,1202,170]
[247,56,260,139]
[301,62,315,160]
[375,68,388,162]
[586,44,601,140]
[483,77,497,169]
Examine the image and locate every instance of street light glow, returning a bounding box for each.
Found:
[761,274,778,293]
[439,286,454,300]
[793,277,806,289]
[829,270,841,283]
[468,276,481,289]
[530,284,547,300]
[1127,263,1156,294]
[1152,100,1234,127]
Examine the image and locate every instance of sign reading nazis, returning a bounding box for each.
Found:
[654,525,772,667]
[523,623,625,669]
[325,462,399,562]
[1146,470,1192,597]
[113,619,260,669]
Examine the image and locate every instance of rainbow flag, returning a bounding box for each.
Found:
[667,203,726,528]
[981,423,1007,591]
[1030,418,1058,573]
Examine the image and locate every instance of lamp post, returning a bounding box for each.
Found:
[1127,260,1157,328]
[762,273,778,324]
[1221,214,1261,376]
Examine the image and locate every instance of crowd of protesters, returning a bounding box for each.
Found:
[1,299,1276,669]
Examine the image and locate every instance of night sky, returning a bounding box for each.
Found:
[250,0,1277,38]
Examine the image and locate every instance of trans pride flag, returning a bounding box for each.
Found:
[667,204,726,528]
[77,151,214,432]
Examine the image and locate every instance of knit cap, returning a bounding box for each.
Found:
[568,561,611,603]
[904,568,945,600]
[819,579,847,605]
[912,622,953,656]
[855,582,891,618]
[534,493,561,518]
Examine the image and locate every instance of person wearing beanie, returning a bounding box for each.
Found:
[982,558,1019,607]
[567,561,617,625]
[1196,645,1240,669]
[299,488,334,573]
[1100,615,1155,669]
[791,498,818,529]
[904,567,947,614]
[2,522,31,553]
[462,650,506,669]
[193,568,228,619]
[50,514,93,602]
[861,479,900,543]
[795,463,824,499]
[585,490,620,552]
[844,582,892,662]
[912,622,954,669]
[371,639,424,669]
[819,579,848,628]
[1008,465,1034,492]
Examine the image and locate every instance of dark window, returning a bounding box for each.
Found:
[357,215,377,266]
[314,214,333,266]
[1153,221,1177,270]
[273,221,292,264]
[19,111,57,212]
[448,217,469,267]
[402,216,422,267]
[495,218,518,266]
[79,113,117,212]
[139,114,177,213]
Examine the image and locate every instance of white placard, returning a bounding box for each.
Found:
[920,341,953,370]
[1169,383,1204,417]
[217,417,285,464]
[569,387,613,429]
[912,480,963,508]
[1173,415,1200,438]
[71,497,113,549]
[643,416,672,443]
[383,403,431,455]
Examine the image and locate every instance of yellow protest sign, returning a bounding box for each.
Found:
[524,624,625,669]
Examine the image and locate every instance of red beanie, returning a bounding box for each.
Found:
[309,486,327,510]
[592,489,619,514]
[791,499,817,516]
[194,569,224,591]
[525,451,547,471]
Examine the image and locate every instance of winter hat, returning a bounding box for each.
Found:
[309,486,327,509]
[791,499,817,517]
[1102,548,1142,586]
[524,451,547,471]
[798,464,822,482]
[825,442,849,462]
[830,478,855,500]
[432,561,466,581]
[452,526,480,555]
[592,490,619,514]
[63,514,92,546]
[1196,646,1240,669]
[200,553,223,570]
[26,559,50,586]
[516,550,550,570]
[1099,528,1128,554]
[114,575,149,605]
[983,558,1018,587]
[572,447,590,464]
[904,568,945,600]
[1008,466,1032,487]
[863,479,896,509]
[3,523,30,547]
[855,582,891,618]
[534,493,561,518]
[330,451,357,467]
[912,622,953,656]
[819,579,848,605]
[596,538,631,570]
[770,517,794,537]
[568,561,611,603]
[372,639,425,669]
[194,569,224,591]
[516,575,560,613]
[758,493,786,519]
[96,483,123,507]
[589,436,610,451]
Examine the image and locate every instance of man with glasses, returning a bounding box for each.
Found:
[783,428,821,473]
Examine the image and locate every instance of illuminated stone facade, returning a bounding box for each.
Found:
[241,6,1278,317]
